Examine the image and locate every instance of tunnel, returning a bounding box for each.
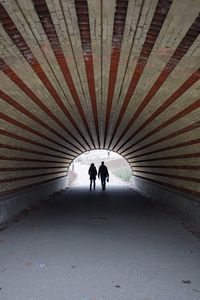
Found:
[0,0,200,224]
[0,0,200,298]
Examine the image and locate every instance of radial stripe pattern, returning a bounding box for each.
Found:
[0,0,200,199]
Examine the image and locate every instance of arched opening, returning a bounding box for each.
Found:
[68,150,133,188]
[0,1,200,297]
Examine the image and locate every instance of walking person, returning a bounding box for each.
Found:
[98,161,109,191]
[88,163,97,191]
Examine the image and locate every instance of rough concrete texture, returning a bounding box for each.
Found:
[131,176,200,226]
[0,184,200,300]
[0,177,68,224]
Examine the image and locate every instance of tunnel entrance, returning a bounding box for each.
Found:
[68,150,133,189]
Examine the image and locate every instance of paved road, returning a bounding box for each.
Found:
[71,162,126,187]
[0,184,200,300]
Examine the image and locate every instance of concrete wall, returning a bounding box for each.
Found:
[0,1,200,223]
[0,176,69,225]
[131,176,200,226]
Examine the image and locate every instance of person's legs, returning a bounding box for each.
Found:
[101,177,104,190]
[93,179,96,190]
[90,180,92,191]
[104,178,106,190]
[101,177,106,190]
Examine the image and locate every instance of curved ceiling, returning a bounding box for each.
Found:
[0,0,200,198]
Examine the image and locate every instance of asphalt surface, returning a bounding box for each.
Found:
[0,184,200,300]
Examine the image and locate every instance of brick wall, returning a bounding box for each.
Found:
[0,0,200,200]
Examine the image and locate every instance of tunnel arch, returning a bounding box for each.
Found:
[67,149,134,181]
[67,150,134,173]
[0,0,200,202]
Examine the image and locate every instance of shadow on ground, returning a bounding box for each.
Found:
[0,185,200,300]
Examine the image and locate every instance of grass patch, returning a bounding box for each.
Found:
[112,168,132,182]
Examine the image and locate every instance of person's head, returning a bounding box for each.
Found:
[101,161,104,165]
[91,163,94,167]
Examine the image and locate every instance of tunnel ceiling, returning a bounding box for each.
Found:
[0,0,200,198]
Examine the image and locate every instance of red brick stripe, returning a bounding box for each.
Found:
[32,0,95,148]
[0,3,92,149]
[0,156,68,164]
[134,165,200,170]
[109,0,172,146]
[0,170,66,183]
[129,153,200,163]
[126,138,200,160]
[122,121,200,156]
[117,68,200,151]
[0,112,78,154]
[0,166,66,172]
[103,0,129,145]
[116,97,200,153]
[0,58,86,151]
[74,0,100,146]
[134,170,200,183]
[0,90,81,154]
[115,14,200,145]
[0,143,74,160]
[0,129,77,158]
[134,175,200,198]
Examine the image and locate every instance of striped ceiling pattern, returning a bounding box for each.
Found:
[0,0,200,198]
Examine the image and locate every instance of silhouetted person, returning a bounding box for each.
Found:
[88,163,97,191]
[98,161,109,191]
